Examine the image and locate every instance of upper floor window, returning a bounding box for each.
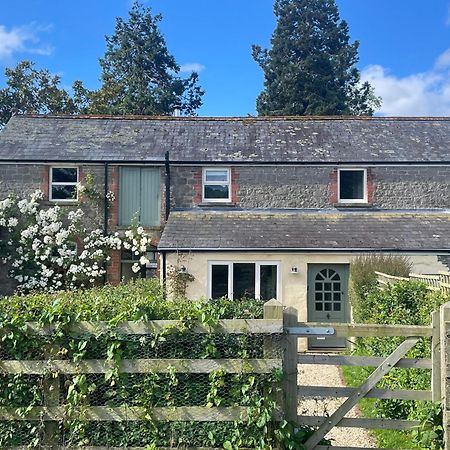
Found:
[203,168,230,202]
[50,167,78,201]
[338,169,367,203]
[119,167,160,226]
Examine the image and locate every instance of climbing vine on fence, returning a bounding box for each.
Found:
[0,280,321,449]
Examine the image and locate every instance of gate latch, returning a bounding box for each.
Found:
[285,327,335,336]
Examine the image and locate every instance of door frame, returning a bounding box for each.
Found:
[307,263,350,349]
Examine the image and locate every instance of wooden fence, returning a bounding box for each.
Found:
[0,300,284,449]
[3,297,450,449]
[376,270,450,295]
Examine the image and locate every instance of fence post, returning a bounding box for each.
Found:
[264,299,283,418]
[432,310,441,402]
[283,306,298,423]
[43,346,60,444]
[440,301,450,450]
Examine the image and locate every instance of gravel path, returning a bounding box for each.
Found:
[298,359,378,448]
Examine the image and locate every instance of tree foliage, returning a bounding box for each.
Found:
[77,1,203,116]
[0,1,203,126]
[0,61,78,127]
[253,0,381,116]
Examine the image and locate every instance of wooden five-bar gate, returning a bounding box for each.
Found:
[281,301,440,450]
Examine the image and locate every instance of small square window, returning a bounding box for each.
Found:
[50,167,79,201]
[338,169,367,203]
[203,168,230,202]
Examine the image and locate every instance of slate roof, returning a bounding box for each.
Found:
[1,114,450,163]
[158,209,450,252]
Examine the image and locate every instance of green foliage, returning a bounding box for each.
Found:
[350,254,412,322]
[0,279,319,448]
[0,2,203,126]
[252,0,381,116]
[76,1,203,116]
[344,279,448,449]
[0,60,78,127]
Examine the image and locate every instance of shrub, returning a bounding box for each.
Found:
[350,254,412,322]
[346,279,448,449]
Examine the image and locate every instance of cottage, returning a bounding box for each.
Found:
[0,114,449,348]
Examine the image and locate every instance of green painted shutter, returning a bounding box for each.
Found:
[119,167,141,225]
[140,168,160,226]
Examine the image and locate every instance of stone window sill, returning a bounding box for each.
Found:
[198,202,237,207]
[333,202,372,208]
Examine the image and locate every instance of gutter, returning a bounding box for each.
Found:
[156,247,450,253]
[103,162,109,284]
[0,159,450,166]
[164,151,170,221]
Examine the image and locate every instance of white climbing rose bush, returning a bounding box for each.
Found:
[0,190,152,292]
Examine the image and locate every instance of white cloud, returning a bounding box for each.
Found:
[435,48,450,69]
[0,23,53,62]
[179,62,205,73]
[361,49,450,116]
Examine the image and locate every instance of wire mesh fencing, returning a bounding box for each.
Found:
[0,308,285,448]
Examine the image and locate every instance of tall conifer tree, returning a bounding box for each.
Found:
[76,1,204,116]
[253,0,380,116]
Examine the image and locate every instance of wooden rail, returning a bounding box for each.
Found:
[3,318,283,336]
[376,270,450,295]
[296,322,431,337]
[0,358,281,374]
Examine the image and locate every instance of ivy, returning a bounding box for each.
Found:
[0,280,325,448]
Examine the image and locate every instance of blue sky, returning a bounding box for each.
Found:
[1,0,450,116]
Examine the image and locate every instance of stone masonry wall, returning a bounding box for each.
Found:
[171,165,450,209]
[374,166,450,209]
[0,164,165,293]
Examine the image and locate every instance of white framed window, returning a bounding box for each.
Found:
[202,168,231,202]
[49,167,79,201]
[208,261,281,300]
[120,248,158,281]
[338,168,367,203]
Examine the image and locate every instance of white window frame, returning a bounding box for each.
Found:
[49,166,79,202]
[337,168,367,204]
[202,168,231,203]
[207,261,281,300]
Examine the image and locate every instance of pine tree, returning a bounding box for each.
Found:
[78,1,204,116]
[252,0,380,116]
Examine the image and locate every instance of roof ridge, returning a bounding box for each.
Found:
[13,114,450,122]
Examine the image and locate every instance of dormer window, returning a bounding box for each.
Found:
[202,168,231,202]
[338,168,367,203]
[49,167,79,201]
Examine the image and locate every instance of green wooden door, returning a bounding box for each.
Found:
[307,264,349,349]
[119,167,160,226]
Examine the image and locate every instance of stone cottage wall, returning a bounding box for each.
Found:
[0,163,165,294]
[171,165,450,209]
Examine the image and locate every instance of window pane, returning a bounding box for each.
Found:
[340,170,364,200]
[121,263,141,282]
[205,170,228,182]
[233,263,255,299]
[204,184,229,199]
[52,168,78,183]
[212,265,229,299]
[52,185,77,200]
[260,265,277,300]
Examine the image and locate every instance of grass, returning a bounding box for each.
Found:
[341,364,419,449]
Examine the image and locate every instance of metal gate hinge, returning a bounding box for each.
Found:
[285,327,335,336]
